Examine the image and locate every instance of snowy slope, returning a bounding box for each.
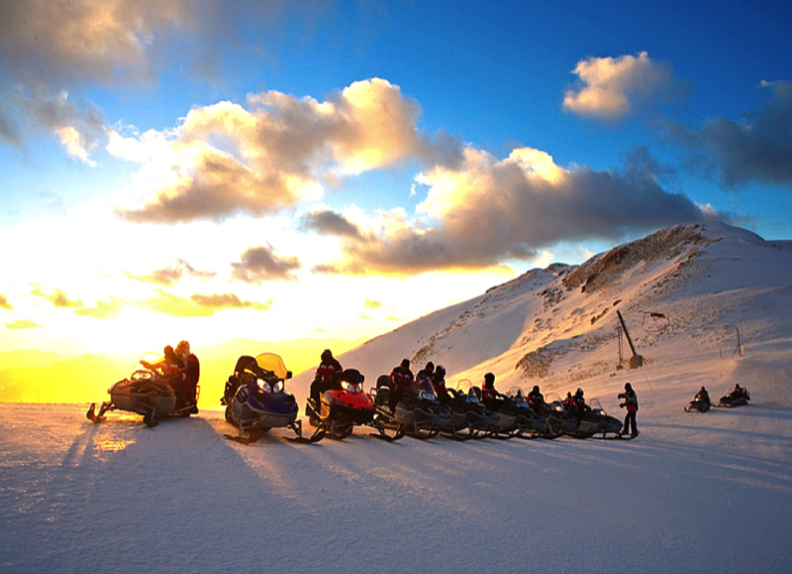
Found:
[2,222,792,574]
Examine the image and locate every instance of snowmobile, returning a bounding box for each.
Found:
[685,396,711,413]
[370,375,454,440]
[86,354,199,427]
[577,398,628,439]
[718,387,750,408]
[305,369,405,441]
[497,387,549,439]
[532,393,579,438]
[222,353,324,445]
[450,379,502,439]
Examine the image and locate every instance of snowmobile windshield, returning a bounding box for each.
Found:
[509,387,528,408]
[589,398,606,416]
[417,379,437,401]
[254,353,290,380]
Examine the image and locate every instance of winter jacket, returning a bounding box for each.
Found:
[389,366,414,392]
[316,358,343,384]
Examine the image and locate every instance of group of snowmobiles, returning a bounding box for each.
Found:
[684,384,751,413]
[85,348,636,445]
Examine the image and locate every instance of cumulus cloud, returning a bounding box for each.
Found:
[129,259,216,286]
[116,79,463,223]
[30,287,83,309]
[4,319,42,330]
[0,0,193,87]
[139,289,270,317]
[564,52,679,119]
[0,294,12,310]
[676,80,792,188]
[313,145,710,274]
[231,246,301,283]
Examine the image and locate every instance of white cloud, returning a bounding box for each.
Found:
[563,52,677,119]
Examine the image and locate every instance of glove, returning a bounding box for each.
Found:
[619,403,625,408]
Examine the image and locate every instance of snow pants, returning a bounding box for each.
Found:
[623,410,638,435]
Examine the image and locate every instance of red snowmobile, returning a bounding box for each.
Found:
[306,369,405,441]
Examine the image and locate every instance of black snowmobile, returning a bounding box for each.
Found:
[305,369,405,441]
[370,375,454,440]
[495,387,549,439]
[447,379,501,439]
[718,387,750,408]
[86,353,199,427]
[576,398,628,439]
[685,395,711,413]
[532,393,579,438]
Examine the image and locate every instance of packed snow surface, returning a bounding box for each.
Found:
[2,223,791,573]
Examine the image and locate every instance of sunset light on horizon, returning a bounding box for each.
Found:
[1,0,790,368]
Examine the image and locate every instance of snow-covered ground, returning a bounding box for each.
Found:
[2,222,791,573]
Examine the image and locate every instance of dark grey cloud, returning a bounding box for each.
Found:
[300,210,364,238]
[231,245,301,283]
[676,81,792,188]
[318,147,715,274]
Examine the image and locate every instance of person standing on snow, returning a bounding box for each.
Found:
[388,358,414,412]
[618,382,639,437]
[310,349,343,411]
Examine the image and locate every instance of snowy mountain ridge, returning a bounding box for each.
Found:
[293,222,792,407]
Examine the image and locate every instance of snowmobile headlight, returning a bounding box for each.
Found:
[418,390,437,401]
[593,409,605,416]
[341,381,362,393]
[271,380,284,393]
[256,378,267,391]
[554,404,564,412]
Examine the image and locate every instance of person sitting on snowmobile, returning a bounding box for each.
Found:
[527,385,545,410]
[416,362,435,385]
[618,382,639,437]
[175,340,200,412]
[432,365,451,403]
[567,388,590,421]
[141,345,183,377]
[729,384,749,400]
[694,386,711,407]
[388,358,415,412]
[481,373,505,411]
[310,349,343,408]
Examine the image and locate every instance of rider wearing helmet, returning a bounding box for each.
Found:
[527,385,545,410]
[432,365,451,403]
[310,349,343,411]
[388,358,415,412]
[481,372,505,411]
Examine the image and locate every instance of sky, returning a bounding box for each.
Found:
[1,0,790,357]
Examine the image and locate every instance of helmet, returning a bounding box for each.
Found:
[532,385,540,393]
[576,388,584,396]
[426,362,435,372]
[484,372,495,384]
[701,386,706,391]
[625,382,632,391]
[436,365,446,375]
[321,349,332,360]
[401,358,410,368]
